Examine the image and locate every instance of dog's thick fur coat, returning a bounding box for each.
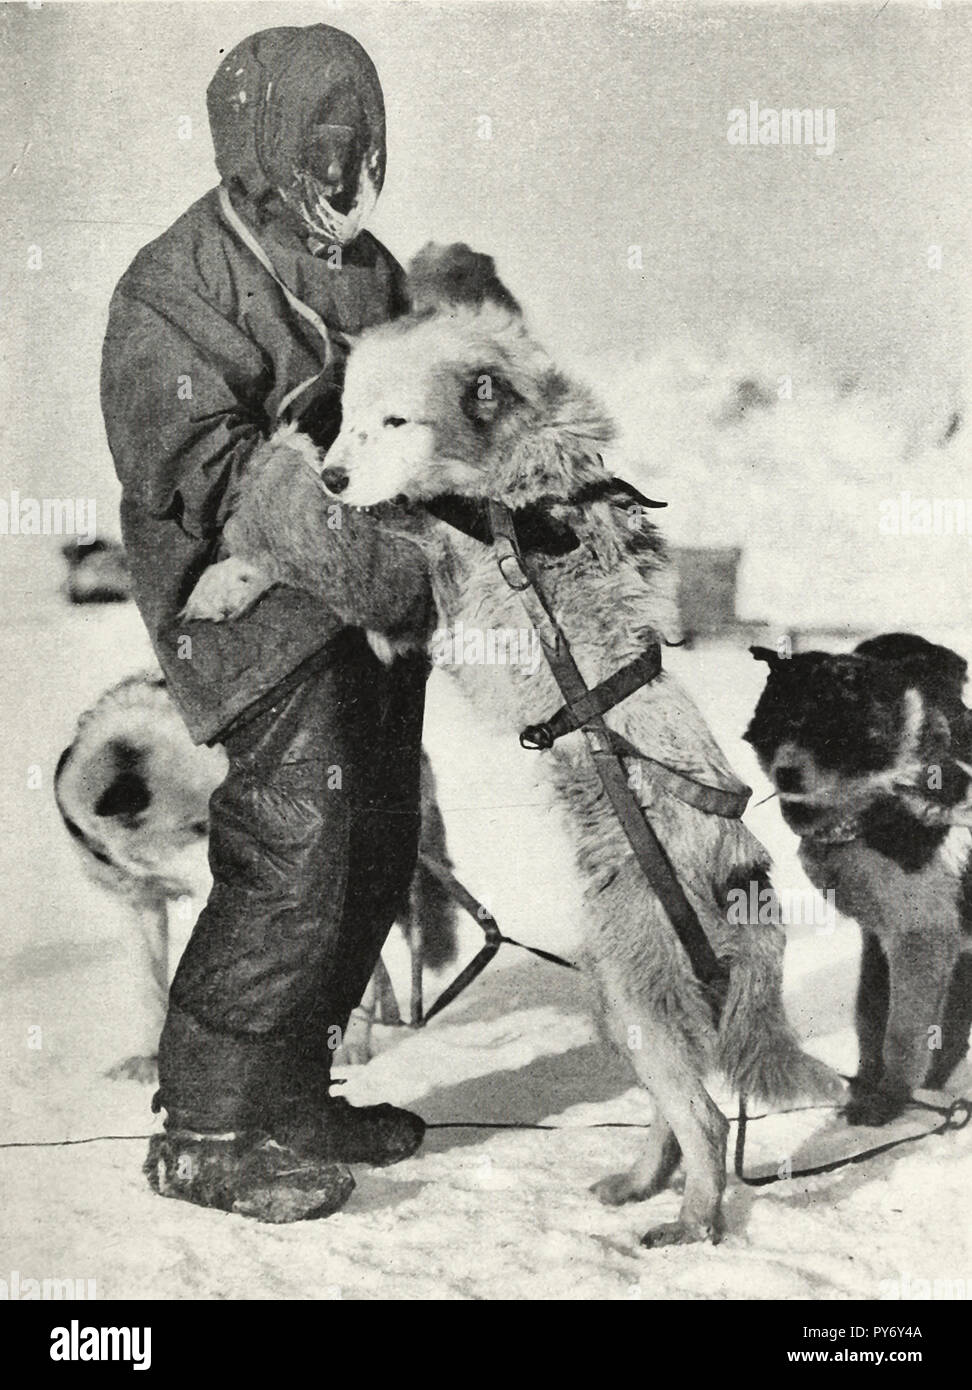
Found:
[747,635,972,1125]
[186,244,840,1246]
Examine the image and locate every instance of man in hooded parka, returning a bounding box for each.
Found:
[101,23,433,1221]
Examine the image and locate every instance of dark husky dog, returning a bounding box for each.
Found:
[55,673,457,1079]
[747,633,972,1125]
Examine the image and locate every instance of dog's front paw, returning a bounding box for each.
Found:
[592,1173,639,1206]
[844,1087,908,1127]
[183,557,271,622]
[106,1054,158,1084]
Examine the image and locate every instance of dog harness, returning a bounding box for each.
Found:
[482,497,749,1011]
[430,493,751,821]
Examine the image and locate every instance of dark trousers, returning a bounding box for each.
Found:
[158,631,428,1131]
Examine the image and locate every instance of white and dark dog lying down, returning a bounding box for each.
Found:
[54,673,458,1080]
[182,241,842,1248]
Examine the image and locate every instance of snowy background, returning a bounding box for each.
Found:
[1,583,968,1300]
[1,0,971,1299]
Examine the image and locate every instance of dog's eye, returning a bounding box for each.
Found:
[383,415,407,428]
[190,820,209,837]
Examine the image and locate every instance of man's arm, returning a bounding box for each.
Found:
[101,285,271,540]
[105,276,433,640]
[220,431,435,640]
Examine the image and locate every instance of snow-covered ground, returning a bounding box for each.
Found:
[0,554,968,1301]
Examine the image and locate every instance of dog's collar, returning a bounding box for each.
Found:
[799,815,861,847]
[425,477,667,557]
[425,496,580,556]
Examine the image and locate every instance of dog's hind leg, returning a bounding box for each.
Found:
[850,929,890,1099]
[636,1053,728,1248]
[591,962,727,1245]
[925,952,972,1088]
[372,954,402,1026]
[333,975,377,1066]
[106,895,169,1083]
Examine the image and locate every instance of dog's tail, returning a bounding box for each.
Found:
[407,855,460,969]
[717,865,844,1105]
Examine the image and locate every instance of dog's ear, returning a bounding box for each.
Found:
[750,645,783,669]
[856,633,968,704]
[408,241,521,316]
[460,369,521,427]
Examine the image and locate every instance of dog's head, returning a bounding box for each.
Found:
[318,243,614,508]
[56,685,226,895]
[744,634,969,837]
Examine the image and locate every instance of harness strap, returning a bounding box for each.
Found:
[416,853,577,1025]
[217,185,346,419]
[734,1089,971,1187]
[487,500,730,1008]
[608,731,751,819]
[521,674,750,820]
[520,647,662,749]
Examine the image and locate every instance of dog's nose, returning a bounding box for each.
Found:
[775,765,804,794]
[320,466,349,495]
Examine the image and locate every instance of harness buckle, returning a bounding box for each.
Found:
[944,1097,971,1132]
[520,723,554,751]
[496,549,532,591]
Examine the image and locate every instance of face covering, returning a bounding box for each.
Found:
[282,147,382,248]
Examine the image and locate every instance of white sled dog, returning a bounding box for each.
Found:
[185,244,840,1247]
[55,673,457,1079]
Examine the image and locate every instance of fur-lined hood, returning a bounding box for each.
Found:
[207,24,385,243]
[103,26,409,743]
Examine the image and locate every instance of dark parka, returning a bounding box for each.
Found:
[101,24,430,743]
[101,25,433,1131]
